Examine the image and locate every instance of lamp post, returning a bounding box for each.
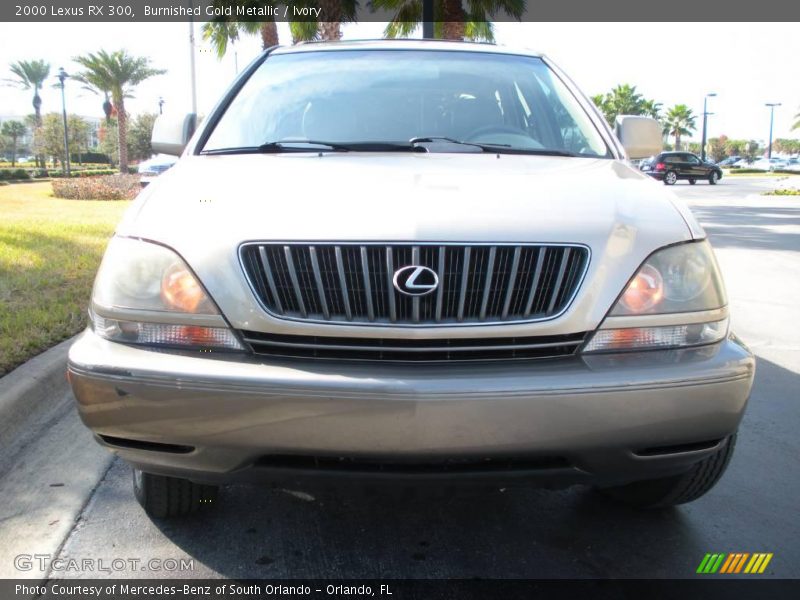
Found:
[765,103,781,159]
[57,67,70,176]
[422,0,434,38]
[700,92,716,162]
[158,97,165,115]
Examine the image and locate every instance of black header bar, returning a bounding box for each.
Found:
[2,0,799,23]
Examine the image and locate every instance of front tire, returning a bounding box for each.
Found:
[663,170,678,185]
[709,171,719,185]
[598,434,737,508]
[133,468,218,518]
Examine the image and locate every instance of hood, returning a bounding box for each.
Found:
[122,152,693,244]
[117,153,699,336]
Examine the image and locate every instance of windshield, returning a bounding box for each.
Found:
[201,49,611,157]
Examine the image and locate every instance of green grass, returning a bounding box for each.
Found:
[723,169,795,177]
[763,188,800,196]
[0,182,130,376]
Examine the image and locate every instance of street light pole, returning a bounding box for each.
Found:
[765,103,781,159]
[57,67,71,177]
[700,92,716,162]
[422,0,434,39]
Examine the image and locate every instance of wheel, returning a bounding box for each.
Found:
[663,170,678,185]
[598,434,737,508]
[709,171,719,185]
[132,467,218,518]
[689,178,697,185]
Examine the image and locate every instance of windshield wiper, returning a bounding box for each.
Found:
[472,144,580,157]
[408,137,580,156]
[203,139,581,157]
[202,140,423,155]
[409,136,486,153]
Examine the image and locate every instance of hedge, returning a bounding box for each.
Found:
[51,174,141,201]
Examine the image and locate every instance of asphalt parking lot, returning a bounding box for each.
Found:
[1,174,798,580]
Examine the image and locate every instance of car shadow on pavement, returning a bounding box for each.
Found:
[689,205,800,252]
[155,481,698,578]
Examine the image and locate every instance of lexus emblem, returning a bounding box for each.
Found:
[393,265,439,296]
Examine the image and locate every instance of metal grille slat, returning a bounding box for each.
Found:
[523,248,547,317]
[242,243,587,326]
[479,246,497,320]
[283,246,307,318]
[385,247,397,322]
[457,247,472,322]
[412,246,421,324]
[435,246,445,322]
[501,246,522,319]
[308,247,330,320]
[334,246,352,321]
[360,246,375,322]
[546,248,572,315]
[257,246,284,314]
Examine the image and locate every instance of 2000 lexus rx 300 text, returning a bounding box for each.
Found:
[67,41,755,518]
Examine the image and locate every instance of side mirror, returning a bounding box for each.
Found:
[615,115,662,160]
[151,113,196,156]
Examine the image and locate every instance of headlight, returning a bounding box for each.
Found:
[583,241,728,353]
[612,241,726,316]
[90,237,243,352]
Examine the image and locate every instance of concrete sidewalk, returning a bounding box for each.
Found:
[0,335,112,580]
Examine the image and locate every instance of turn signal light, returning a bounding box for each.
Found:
[619,264,664,313]
[161,263,212,313]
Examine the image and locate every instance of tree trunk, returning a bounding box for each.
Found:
[318,21,342,41]
[11,138,17,167]
[441,0,465,40]
[260,21,279,48]
[117,97,129,174]
[33,92,43,168]
[674,134,681,152]
[318,0,342,40]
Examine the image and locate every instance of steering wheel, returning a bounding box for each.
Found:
[462,124,532,141]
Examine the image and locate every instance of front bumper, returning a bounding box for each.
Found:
[68,330,754,488]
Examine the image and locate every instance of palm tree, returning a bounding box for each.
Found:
[663,104,697,152]
[72,50,165,173]
[286,1,359,43]
[202,20,243,60]
[1,120,27,166]
[641,99,663,122]
[5,59,50,125]
[6,59,50,167]
[376,0,524,41]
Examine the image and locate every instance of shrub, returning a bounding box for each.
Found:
[0,169,31,181]
[47,168,119,178]
[51,174,141,200]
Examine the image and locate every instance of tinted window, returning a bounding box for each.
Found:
[202,50,610,157]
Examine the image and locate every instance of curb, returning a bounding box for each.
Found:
[0,335,79,447]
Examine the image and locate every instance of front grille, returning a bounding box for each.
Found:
[240,243,589,326]
[240,330,586,362]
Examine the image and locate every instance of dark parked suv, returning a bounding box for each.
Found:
[641,152,723,185]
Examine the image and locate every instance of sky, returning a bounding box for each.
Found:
[1,21,798,143]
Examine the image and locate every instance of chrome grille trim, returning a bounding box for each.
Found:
[240,242,590,328]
